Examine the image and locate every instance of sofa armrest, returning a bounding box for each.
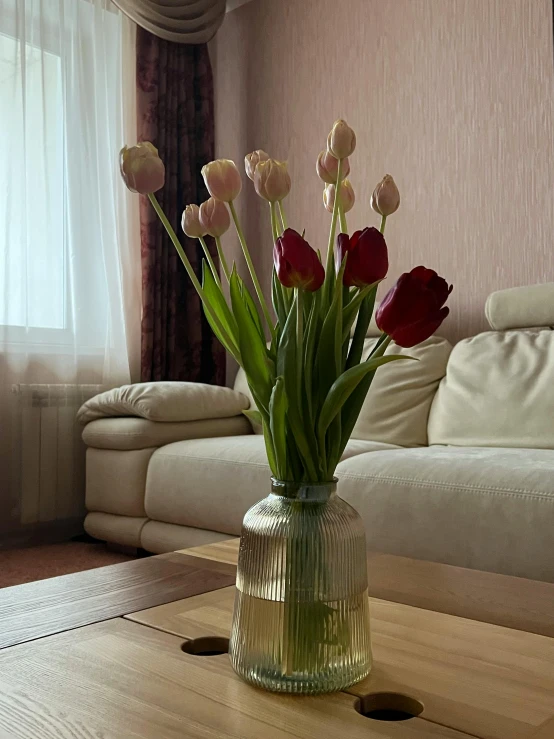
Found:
[77,381,250,425]
[82,416,252,451]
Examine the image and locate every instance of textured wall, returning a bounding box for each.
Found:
[212,0,554,341]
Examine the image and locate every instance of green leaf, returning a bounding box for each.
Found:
[346,285,378,370]
[314,260,347,420]
[326,264,346,472]
[202,304,239,363]
[303,288,322,422]
[303,290,314,321]
[282,284,293,313]
[318,355,414,444]
[337,347,417,461]
[339,371,375,458]
[269,377,288,479]
[342,282,379,343]
[242,408,262,431]
[202,262,241,361]
[230,267,273,414]
[334,267,344,374]
[261,417,278,477]
[277,296,320,481]
[286,434,304,481]
[272,268,287,327]
[238,274,265,342]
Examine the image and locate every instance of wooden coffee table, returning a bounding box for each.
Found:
[0,539,553,738]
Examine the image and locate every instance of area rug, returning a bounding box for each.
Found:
[0,542,135,587]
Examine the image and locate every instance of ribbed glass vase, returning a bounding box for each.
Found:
[229,478,372,694]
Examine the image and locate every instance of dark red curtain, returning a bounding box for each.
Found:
[136,28,224,384]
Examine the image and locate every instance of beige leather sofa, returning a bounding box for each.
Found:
[78,284,554,583]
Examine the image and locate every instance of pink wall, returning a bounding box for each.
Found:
[211,0,554,342]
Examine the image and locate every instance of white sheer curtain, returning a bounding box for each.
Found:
[0,0,139,541]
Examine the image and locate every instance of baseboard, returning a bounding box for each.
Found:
[107,542,151,558]
[107,542,139,557]
[0,517,85,550]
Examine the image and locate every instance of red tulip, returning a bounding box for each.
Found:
[376,266,453,347]
[274,228,325,291]
[335,227,388,288]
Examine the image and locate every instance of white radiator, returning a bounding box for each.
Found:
[11,384,102,525]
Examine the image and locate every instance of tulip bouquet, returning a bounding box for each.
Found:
[121,121,453,693]
[120,120,452,485]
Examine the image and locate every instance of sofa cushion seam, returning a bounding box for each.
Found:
[338,472,553,500]
[153,452,270,469]
[154,449,393,467]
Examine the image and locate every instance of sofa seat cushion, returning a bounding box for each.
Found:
[144,436,399,537]
[82,416,251,451]
[337,446,554,581]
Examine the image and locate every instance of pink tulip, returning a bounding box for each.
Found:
[181,204,206,238]
[201,159,242,202]
[119,142,165,194]
[371,174,400,217]
[327,119,356,159]
[253,159,291,202]
[199,197,231,237]
[244,150,270,181]
[316,150,350,184]
[323,180,355,213]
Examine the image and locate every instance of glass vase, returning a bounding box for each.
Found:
[229,477,372,694]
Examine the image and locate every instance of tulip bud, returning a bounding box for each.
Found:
[326,119,356,159]
[244,149,270,181]
[371,174,400,217]
[316,150,350,184]
[376,266,452,347]
[198,197,230,237]
[253,159,291,202]
[336,227,388,288]
[119,142,165,194]
[181,204,206,238]
[274,229,324,291]
[201,159,242,202]
[323,180,355,213]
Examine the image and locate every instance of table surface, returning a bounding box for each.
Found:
[184,539,554,638]
[0,538,553,738]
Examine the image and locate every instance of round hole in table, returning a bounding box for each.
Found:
[181,636,230,656]
[356,692,424,722]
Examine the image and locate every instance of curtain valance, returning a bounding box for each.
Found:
[111,0,226,43]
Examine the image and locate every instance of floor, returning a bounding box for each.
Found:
[0,542,135,588]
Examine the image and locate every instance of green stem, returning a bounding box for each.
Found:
[198,236,221,287]
[229,200,276,342]
[379,214,387,234]
[323,158,344,303]
[270,202,279,242]
[215,236,231,282]
[369,333,391,360]
[296,288,303,403]
[338,201,347,234]
[271,203,292,315]
[148,194,240,360]
[277,201,288,231]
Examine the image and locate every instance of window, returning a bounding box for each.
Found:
[0,0,122,351]
[0,32,64,330]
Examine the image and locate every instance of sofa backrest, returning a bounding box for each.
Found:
[234,335,452,447]
[428,329,554,448]
[351,336,451,446]
[428,283,554,449]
